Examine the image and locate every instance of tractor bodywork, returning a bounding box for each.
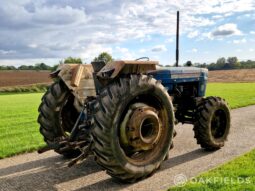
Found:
[149,67,208,97]
[54,61,207,110]
[54,61,208,125]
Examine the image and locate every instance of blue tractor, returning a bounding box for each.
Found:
[37,12,230,182]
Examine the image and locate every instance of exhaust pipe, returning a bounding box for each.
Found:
[176,11,179,67]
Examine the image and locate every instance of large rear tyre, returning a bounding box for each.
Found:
[38,80,81,157]
[91,75,174,182]
[193,96,231,150]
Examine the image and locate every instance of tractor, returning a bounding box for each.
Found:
[37,12,230,182]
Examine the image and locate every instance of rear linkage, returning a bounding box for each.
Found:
[38,96,95,167]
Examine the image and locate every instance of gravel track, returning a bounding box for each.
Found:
[0,105,255,191]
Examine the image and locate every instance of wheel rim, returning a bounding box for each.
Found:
[211,109,227,139]
[119,95,170,165]
[120,103,162,151]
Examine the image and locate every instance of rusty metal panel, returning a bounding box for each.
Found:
[71,64,84,87]
[122,64,156,74]
[97,60,157,79]
[57,64,96,110]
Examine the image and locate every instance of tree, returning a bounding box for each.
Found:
[93,52,113,63]
[18,65,29,70]
[201,63,207,68]
[6,66,16,70]
[64,57,82,64]
[6,66,14,70]
[27,65,35,70]
[34,63,51,70]
[184,61,192,66]
[51,64,59,71]
[214,57,226,70]
[216,57,226,65]
[227,57,237,65]
[227,57,240,69]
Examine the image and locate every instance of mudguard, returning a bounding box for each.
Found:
[97,60,158,80]
[51,60,158,110]
[51,64,96,111]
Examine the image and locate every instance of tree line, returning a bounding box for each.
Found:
[0,57,83,71]
[0,53,113,71]
[182,57,255,70]
[0,63,52,71]
[0,54,254,71]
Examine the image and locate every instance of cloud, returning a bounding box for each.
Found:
[31,5,87,25]
[212,15,224,19]
[115,46,134,59]
[28,44,38,48]
[166,38,174,43]
[211,23,242,37]
[139,49,147,53]
[250,31,255,35]
[0,0,255,64]
[233,38,247,44]
[187,31,199,38]
[224,13,233,17]
[192,48,198,53]
[79,43,112,61]
[0,50,16,55]
[140,35,152,42]
[187,48,198,53]
[0,2,87,29]
[151,45,167,52]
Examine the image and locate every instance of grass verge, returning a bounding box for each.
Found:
[170,149,255,191]
[0,83,49,93]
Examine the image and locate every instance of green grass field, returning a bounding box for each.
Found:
[170,149,255,191]
[0,82,254,159]
[0,93,44,158]
[206,83,255,109]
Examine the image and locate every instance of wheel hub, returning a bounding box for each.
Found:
[120,104,162,151]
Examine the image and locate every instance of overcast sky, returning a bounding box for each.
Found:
[0,0,255,66]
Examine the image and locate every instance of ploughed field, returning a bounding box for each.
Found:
[0,70,52,87]
[0,68,255,87]
[208,68,255,82]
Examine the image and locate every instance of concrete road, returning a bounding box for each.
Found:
[0,105,255,191]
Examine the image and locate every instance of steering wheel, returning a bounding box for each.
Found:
[135,57,150,61]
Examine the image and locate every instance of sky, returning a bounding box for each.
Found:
[0,0,255,67]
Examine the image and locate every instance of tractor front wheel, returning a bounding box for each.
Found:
[193,96,231,150]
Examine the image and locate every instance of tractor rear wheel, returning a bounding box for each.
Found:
[91,75,174,182]
[193,96,231,150]
[38,80,81,157]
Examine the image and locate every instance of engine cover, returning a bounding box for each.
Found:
[148,67,208,97]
